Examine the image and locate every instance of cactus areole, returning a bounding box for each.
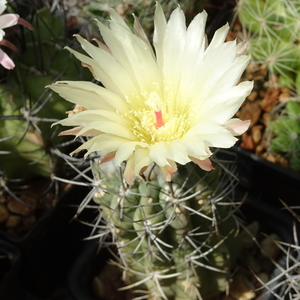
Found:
[50,3,252,184]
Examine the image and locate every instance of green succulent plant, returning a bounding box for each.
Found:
[238,0,292,41]
[267,100,300,171]
[246,36,299,88]
[79,0,205,36]
[0,7,91,180]
[237,0,300,89]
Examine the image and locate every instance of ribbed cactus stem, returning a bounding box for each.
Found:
[92,161,241,299]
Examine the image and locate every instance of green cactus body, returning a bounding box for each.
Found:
[0,88,52,179]
[238,0,290,41]
[246,36,299,88]
[0,8,92,180]
[92,160,241,300]
[237,0,300,88]
[267,101,300,171]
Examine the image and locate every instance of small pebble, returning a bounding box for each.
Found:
[247,91,258,102]
[7,195,37,216]
[7,199,33,216]
[5,215,21,228]
[251,125,263,144]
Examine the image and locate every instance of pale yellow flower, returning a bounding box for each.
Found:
[50,4,253,184]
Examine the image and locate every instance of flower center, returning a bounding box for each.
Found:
[128,92,192,145]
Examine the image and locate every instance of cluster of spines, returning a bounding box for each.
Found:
[236,0,300,89]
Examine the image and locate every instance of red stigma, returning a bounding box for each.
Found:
[155,110,164,128]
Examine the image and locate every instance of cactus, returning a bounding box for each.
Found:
[266,100,300,171]
[49,3,256,299]
[257,219,300,300]
[235,0,300,173]
[237,0,291,41]
[0,6,91,181]
[246,36,299,88]
[91,157,242,299]
[80,0,199,32]
[236,0,300,89]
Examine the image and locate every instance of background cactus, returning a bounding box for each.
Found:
[265,100,300,172]
[233,0,300,172]
[0,6,91,181]
[77,0,203,32]
[0,3,91,236]
[236,0,300,89]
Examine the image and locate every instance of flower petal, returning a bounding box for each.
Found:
[224,119,251,136]
[76,120,135,140]
[99,151,116,164]
[66,44,137,98]
[133,148,153,176]
[17,17,33,31]
[0,39,18,52]
[59,126,94,136]
[159,7,186,88]
[178,136,212,159]
[190,157,214,171]
[86,135,131,157]
[187,121,238,148]
[124,155,135,185]
[48,81,127,112]
[50,3,253,184]
[0,1,6,15]
[115,142,148,166]
[53,109,129,129]
[0,48,14,69]
[153,3,167,67]
[159,160,177,181]
[192,41,238,104]
[167,141,191,165]
[179,11,207,93]
[194,81,254,124]
[95,18,159,99]
[70,134,130,157]
[0,14,19,29]
[205,23,229,52]
[149,142,172,166]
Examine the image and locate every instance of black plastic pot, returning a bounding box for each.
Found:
[0,184,93,300]
[0,240,21,299]
[69,239,132,300]
[68,239,104,300]
[230,146,300,208]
